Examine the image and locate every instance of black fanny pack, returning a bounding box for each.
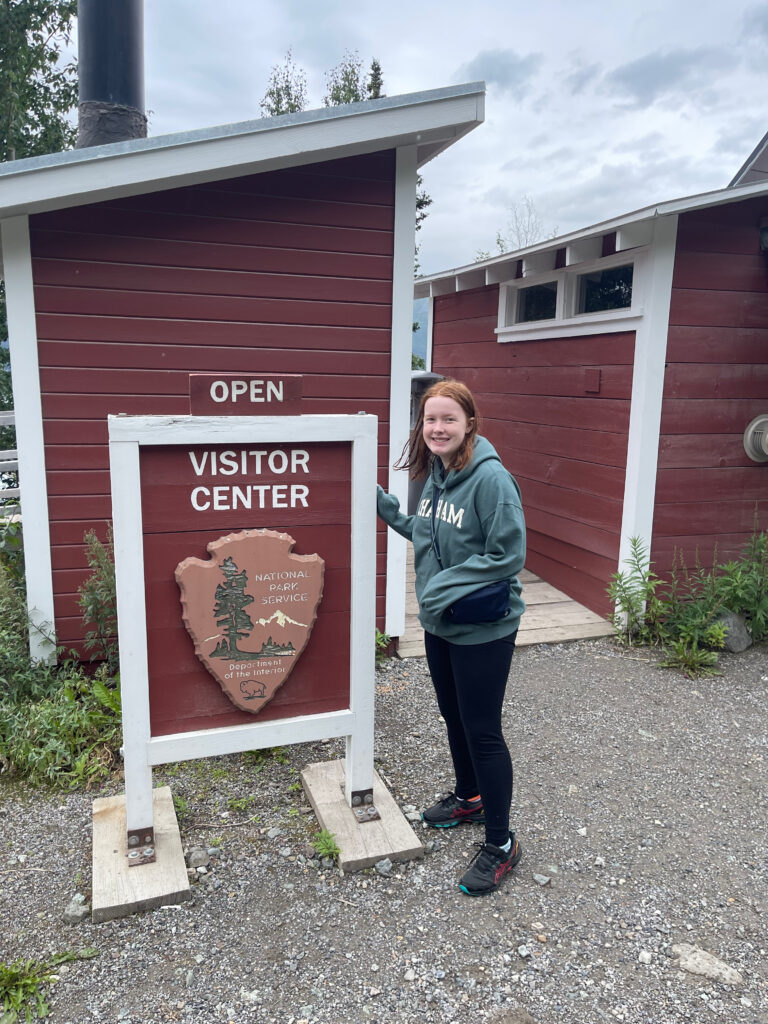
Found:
[430,486,511,625]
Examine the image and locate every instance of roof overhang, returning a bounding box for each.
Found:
[729,129,768,187]
[0,83,485,221]
[414,176,768,298]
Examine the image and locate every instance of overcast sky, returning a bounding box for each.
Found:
[140,0,768,276]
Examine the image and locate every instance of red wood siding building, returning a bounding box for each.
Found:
[653,197,768,573]
[420,187,768,617]
[1,85,486,659]
[30,153,394,650]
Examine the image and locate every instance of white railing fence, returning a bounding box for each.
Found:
[0,409,19,514]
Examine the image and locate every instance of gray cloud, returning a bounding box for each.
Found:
[743,4,768,39]
[539,152,728,234]
[455,49,543,95]
[564,62,602,95]
[604,47,739,108]
[713,116,767,155]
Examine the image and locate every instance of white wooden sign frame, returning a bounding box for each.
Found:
[109,413,378,836]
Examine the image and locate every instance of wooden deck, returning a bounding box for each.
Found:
[397,549,612,658]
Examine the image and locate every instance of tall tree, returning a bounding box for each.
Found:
[366,58,383,100]
[476,196,558,260]
[0,0,78,163]
[259,51,431,272]
[323,52,384,106]
[323,50,364,106]
[259,49,308,117]
[1,0,78,458]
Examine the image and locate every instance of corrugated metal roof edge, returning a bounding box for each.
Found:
[414,175,768,295]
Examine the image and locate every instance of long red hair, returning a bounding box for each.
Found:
[395,379,480,479]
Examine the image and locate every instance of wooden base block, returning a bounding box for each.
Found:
[301,760,423,873]
[92,786,191,923]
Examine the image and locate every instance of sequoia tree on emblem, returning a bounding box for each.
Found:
[175,530,325,713]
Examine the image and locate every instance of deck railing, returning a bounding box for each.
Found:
[0,409,19,514]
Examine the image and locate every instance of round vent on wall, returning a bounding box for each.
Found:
[743,414,768,463]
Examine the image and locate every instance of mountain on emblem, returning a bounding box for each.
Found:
[175,530,324,714]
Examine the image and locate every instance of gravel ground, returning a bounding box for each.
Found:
[1,637,766,1024]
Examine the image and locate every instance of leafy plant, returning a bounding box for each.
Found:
[375,629,392,665]
[0,564,52,704]
[226,794,257,812]
[660,640,721,679]
[242,746,289,769]
[0,947,97,1023]
[608,528,768,677]
[607,537,665,646]
[0,518,24,589]
[77,526,118,674]
[313,828,341,861]
[0,666,121,789]
[715,529,768,642]
[172,794,189,821]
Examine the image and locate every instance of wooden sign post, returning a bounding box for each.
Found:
[93,410,419,920]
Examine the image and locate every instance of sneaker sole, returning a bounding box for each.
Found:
[459,843,523,896]
[421,813,485,828]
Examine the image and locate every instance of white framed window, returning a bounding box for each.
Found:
[496,248,647,342]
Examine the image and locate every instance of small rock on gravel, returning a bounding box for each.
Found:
[62,893,90,924]
[671,943,744,985]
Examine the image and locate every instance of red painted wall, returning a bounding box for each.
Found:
[431,286,634,615]
[29,152,395,651]
[652,196,768,573]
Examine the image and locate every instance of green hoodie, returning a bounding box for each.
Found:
[377,435,526,644]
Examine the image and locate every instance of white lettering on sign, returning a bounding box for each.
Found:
[188,449,309,476]
[190,484,309,511]
[209,379,285,404]
[187,447,311,512]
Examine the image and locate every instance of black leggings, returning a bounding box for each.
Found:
[424,630,517,847]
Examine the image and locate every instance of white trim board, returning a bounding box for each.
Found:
[0,216,55,662]
[618,215,679,571]
[384,146,418,641]
[0,87,485,220]
[109,413,378,834]
[414,176,768,299]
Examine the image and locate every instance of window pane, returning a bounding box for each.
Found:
[517,281,557,322]
[578,264,633,314]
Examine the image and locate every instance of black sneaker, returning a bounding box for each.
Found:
[421,792,485,828]
[459,834,522,896]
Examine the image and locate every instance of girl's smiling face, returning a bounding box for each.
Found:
[423,395,475,468]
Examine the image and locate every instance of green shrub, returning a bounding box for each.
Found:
[78,525,119,674]
[607,537,665,646]
[0,947,98,1022]
[715,530,768,641]
[0,560,122,787]
[375,628,392,665]
[0,564,54,704]
[313,828,341,861]
[0,665,122,789]
[0,517,24,589]
[608,528,767,677]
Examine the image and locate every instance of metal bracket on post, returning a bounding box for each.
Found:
[350,787,380,823]
[127,826,156,866]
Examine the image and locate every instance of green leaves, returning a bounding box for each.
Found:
[0,0,78,163]
[607,528,768,677]
[77,526,118,674]
[313,828,341,861]
[0,947,97,1022]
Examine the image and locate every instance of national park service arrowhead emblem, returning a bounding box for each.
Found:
[175,530,324,713]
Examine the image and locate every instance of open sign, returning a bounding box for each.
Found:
[189,374,303,415]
